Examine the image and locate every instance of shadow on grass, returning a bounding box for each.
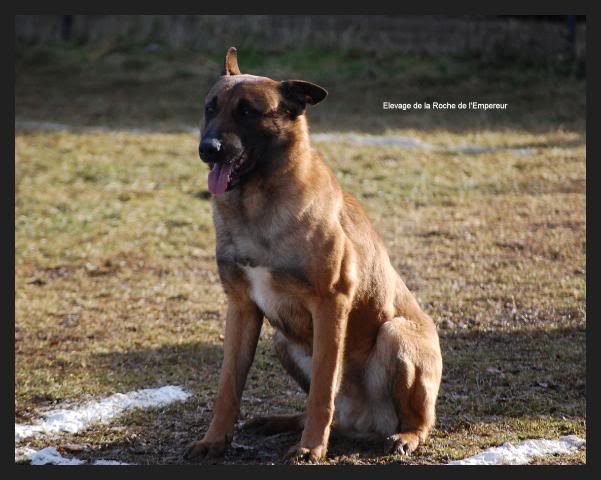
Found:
[438,325,585,424]
[88,341,224,396]
[73,324,584,464]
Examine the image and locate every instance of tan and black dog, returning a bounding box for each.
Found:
[184,47,442,462]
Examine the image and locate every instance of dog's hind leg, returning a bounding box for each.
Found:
[368,316,442,455]
[273,331,311,394]
[242,332,309,435]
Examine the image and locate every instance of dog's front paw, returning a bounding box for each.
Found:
[285,443,327,464]
[183,437,229,462]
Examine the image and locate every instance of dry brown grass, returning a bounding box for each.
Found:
[15,126,585,464]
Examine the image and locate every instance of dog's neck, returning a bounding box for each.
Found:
[272,115,312,174]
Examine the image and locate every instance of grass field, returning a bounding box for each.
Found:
[15,44,586,464]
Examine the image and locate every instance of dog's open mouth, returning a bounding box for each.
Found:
[207,153,246,195]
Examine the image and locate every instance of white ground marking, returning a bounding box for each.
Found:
[29,447,85,465]
[14,119,198,134]
[21,447,132,465]
[91,459,132,465]
[312,132,535,155]
[449,435,585,465]
[15,119,537,155]
[15,385,190,443]
[312,132,431,149]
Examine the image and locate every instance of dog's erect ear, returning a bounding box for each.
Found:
[279,80,328,118]
[222,47,241,76]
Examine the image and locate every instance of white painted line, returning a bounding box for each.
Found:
[15,119,540,155]
[16,120,81,131]
[15,119,198,134]
[312,132,432,149]
[449,435,585,465]
[23,447,132,465]
[15,385,191,443]
[91,459,132,465]
[29,447,85,465]
[311,132,536,155]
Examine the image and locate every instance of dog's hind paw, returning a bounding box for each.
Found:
[242,413,304,436]
[389,432,420,456]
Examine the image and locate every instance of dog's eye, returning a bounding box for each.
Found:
[205,105,215,115]
[239,104,260,118]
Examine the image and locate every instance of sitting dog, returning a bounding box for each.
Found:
[185,47,442,462]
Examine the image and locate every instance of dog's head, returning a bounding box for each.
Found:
[199,47,327,195]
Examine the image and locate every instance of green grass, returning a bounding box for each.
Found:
[15,45,585,464]
[15,44,585,132]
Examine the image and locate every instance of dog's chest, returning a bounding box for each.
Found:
[242,265,280,319]
[240,264,308,333]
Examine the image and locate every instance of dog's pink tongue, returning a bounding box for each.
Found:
[208,163,233,195]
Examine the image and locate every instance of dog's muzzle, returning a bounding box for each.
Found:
[199,137,222,163]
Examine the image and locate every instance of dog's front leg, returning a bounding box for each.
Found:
[185,298,263,461]
[288,293,350,462]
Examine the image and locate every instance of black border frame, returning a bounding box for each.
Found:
[6,6,594,479]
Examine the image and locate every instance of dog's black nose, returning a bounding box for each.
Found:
[199,138,222,162]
